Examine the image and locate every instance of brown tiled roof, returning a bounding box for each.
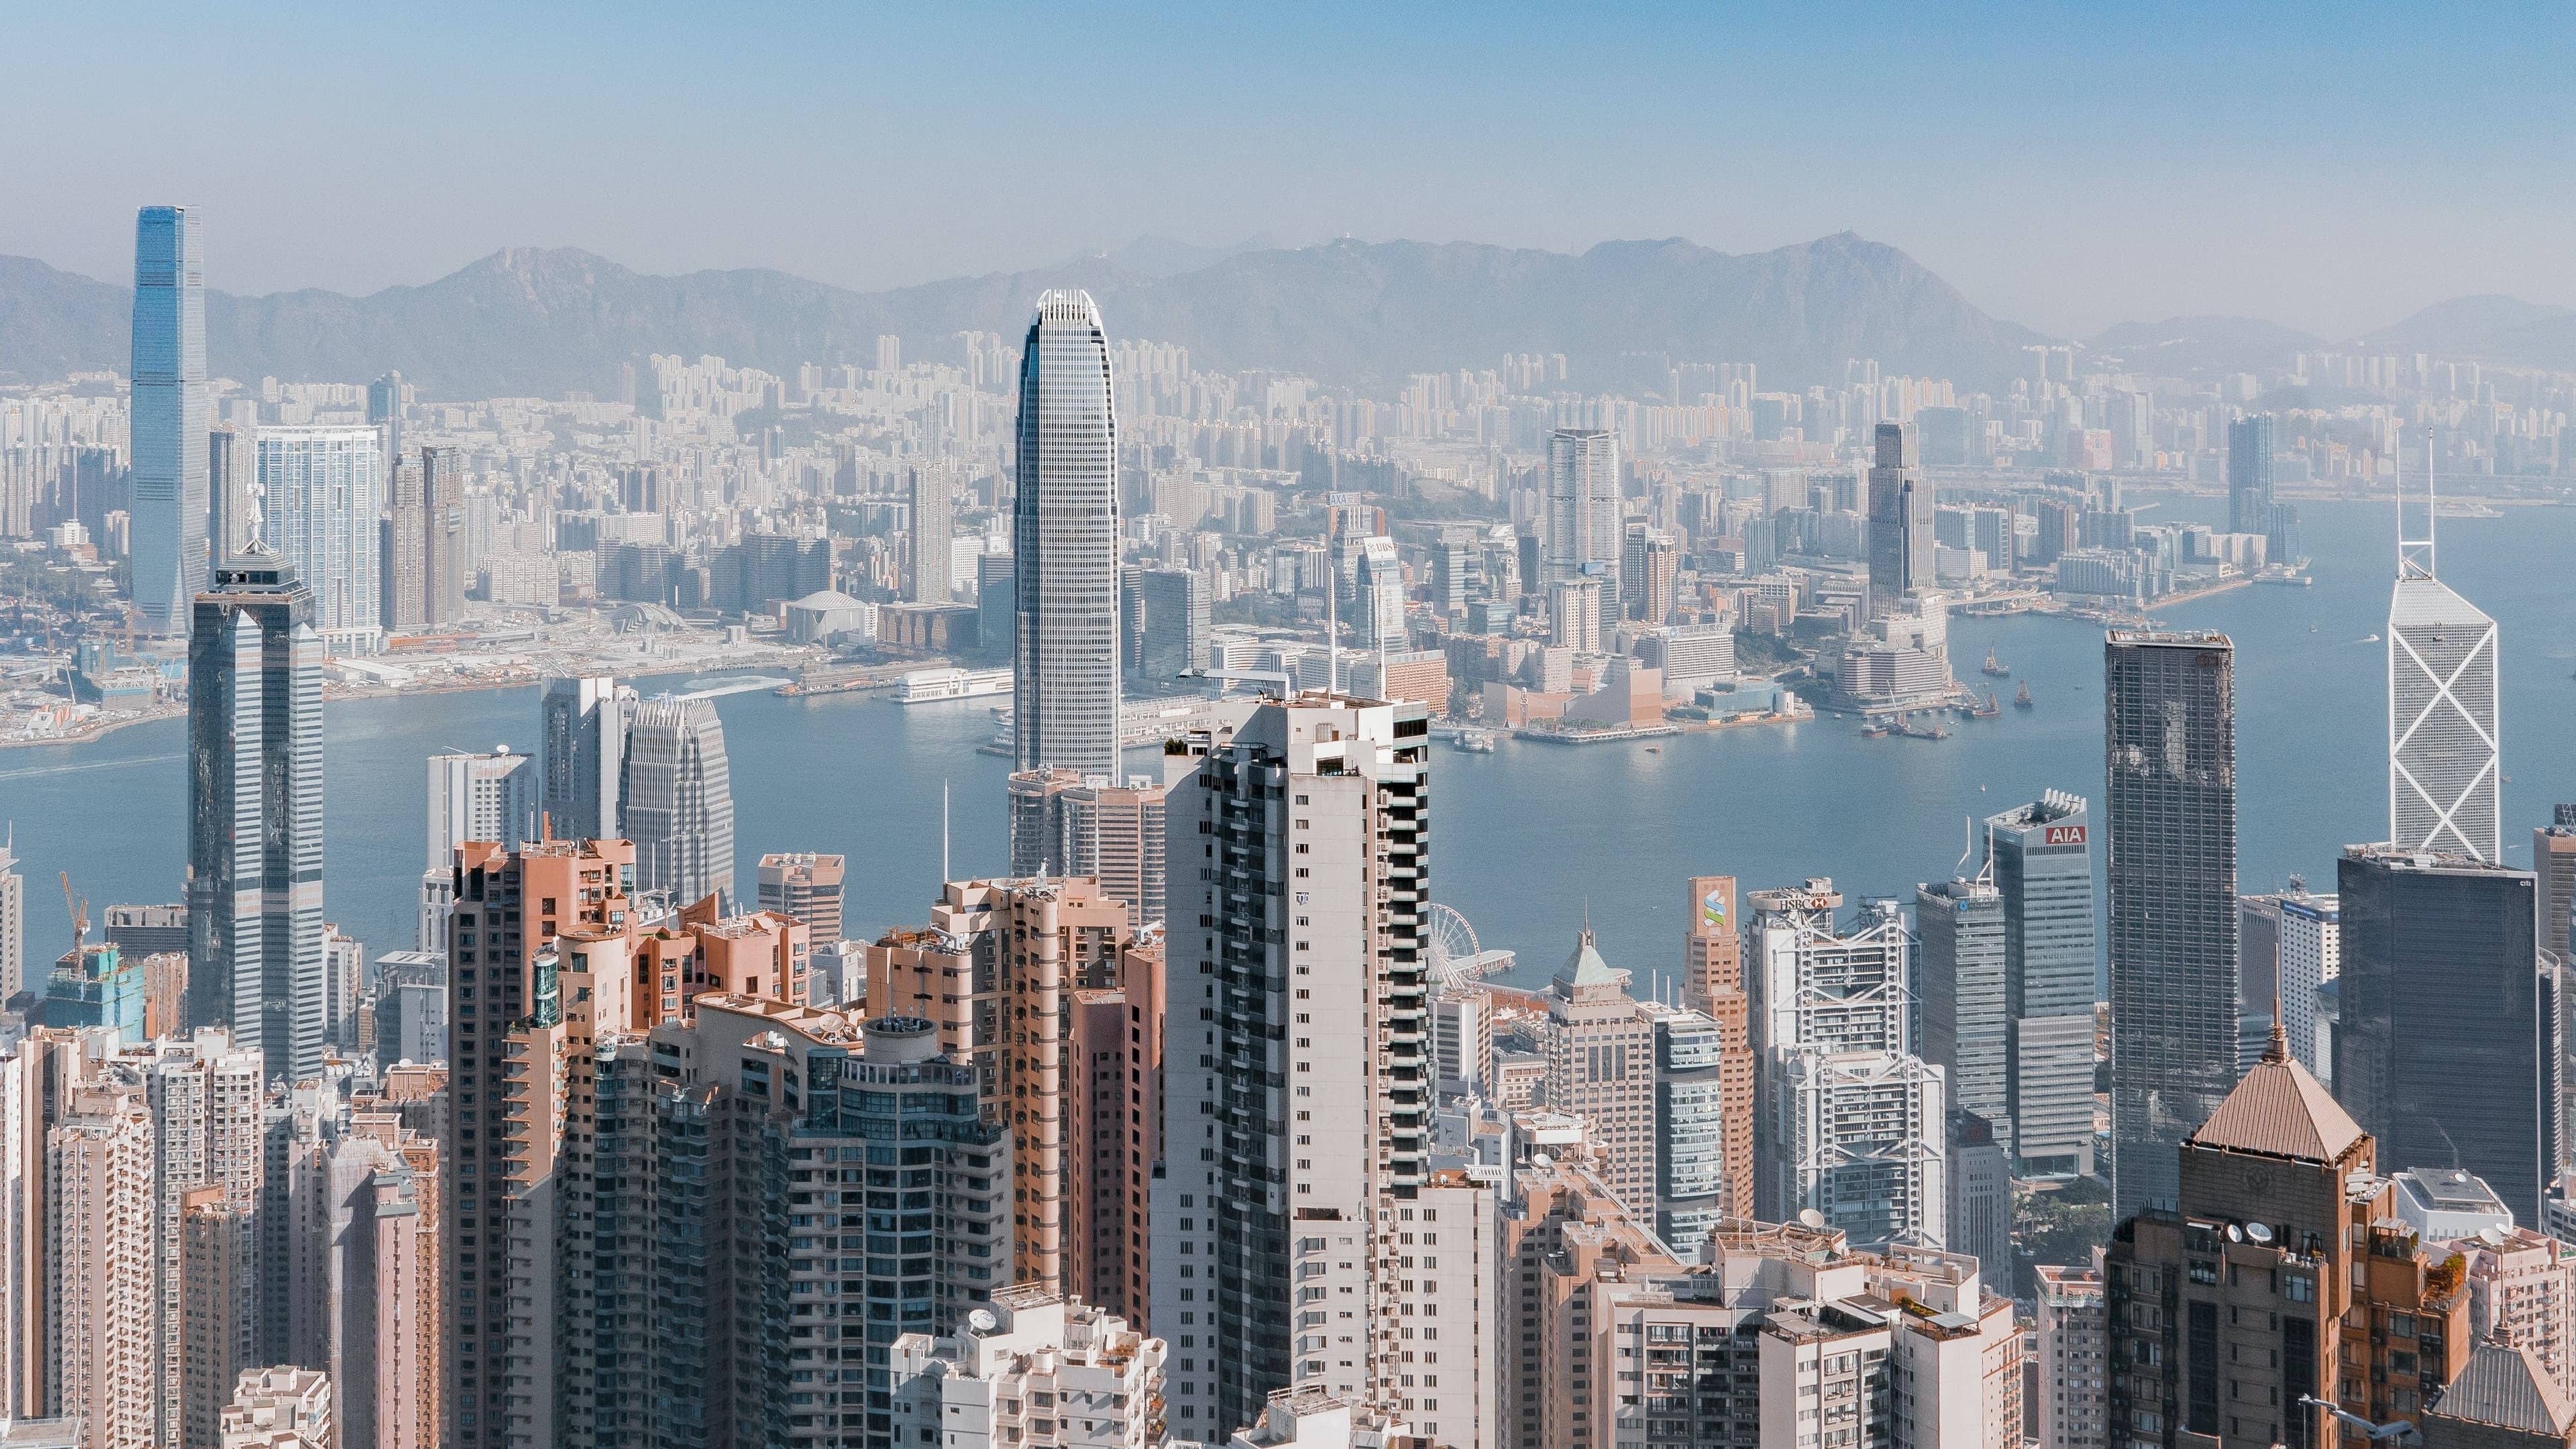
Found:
[2186,1046,2365,1163]
[2429,1340,2576,1436]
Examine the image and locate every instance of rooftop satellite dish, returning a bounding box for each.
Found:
[967,1309,999,1334]
[1798,1208,1827,1230]
[2226,1222,2243,1242]
[1531,1153,1553,1169]
[2245,1222,2274,1245]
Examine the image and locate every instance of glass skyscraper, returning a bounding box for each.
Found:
[2106,630,2237,1218]
[187,548,326,1085]
[256,425,384,641]
[619,696,737,911]
[129,205,208,633]
[1987,789,2100,1177]
[1011,290,1120,782]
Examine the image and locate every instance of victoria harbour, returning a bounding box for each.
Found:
[9,494,2570,989]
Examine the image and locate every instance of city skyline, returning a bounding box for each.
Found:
[7,8,2576,339]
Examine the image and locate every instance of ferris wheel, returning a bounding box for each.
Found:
[1426,903,1481,990]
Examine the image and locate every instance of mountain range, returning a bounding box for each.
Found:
[1,234,2566,402]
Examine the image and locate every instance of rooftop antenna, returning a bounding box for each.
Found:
[2397,422,2436,582]
[1952,814,1975,879]
[1325,545,1339,696]
[941,777,951,884]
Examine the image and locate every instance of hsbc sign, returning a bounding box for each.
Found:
[2044,824,2088,845]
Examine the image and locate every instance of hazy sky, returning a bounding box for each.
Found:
[9,3,2572,340]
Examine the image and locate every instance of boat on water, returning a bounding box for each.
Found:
[2012,680,2034,710]
[1972,692,2000,718]
[896,665,1012,704]
[1450,728,1497,754]
[1981,648,2010,677]
[2364,633,2382,643]
[1862,722,1892,739]
[1892,718,1950,741]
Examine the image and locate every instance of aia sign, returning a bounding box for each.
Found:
[2044,824,2087,845]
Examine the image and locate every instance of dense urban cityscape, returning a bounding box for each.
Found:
[9,15,2576,1449]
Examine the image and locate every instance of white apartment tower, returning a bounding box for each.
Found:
[1149,693,1445,1443]
[1544,429,1621,600]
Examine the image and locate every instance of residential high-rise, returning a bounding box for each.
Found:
[1865,421,1931,616]
[907,459,953,603]
[1917,875,2008,1155]
[2389,517,2502,862]
[2035,1263,2108,1449]
[1986,790,2100,1177]
[425,747,535,869]
[1148,694,1434,1440]
[47,1081,161,1449]
[2105,629,2237,1218]
[137,1028,266,1448]
[619,697,736,910]
[1012,290,1121,783]
[890,1286,1169,1449]
[178,1187,258,1449]
[188,548,326,1084]
[2540,813,2576,963]
[2271,887,2341,1079]
[419,447,466,628]
[291,1118,440,1449]
[0,839,21,1005]
[2336,845,2546,1226]
[381,456,428,633]
[129,205,208,634]
[1544,429,1620,603]
[220,1368,333,1449]
[1006,767,1168,931]
[1619,521,1677,624]
[1540,929,1656,1213]
[256,427,385,645]
[1065,939,1165,1328]
[538,676,629,842]
[754,852,844,943]
[2105,1026,2470,1449]
[1643,1000,1733,1258]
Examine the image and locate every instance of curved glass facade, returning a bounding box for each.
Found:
[1011,290,1120,781]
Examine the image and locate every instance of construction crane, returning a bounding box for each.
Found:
[59,870,87,955]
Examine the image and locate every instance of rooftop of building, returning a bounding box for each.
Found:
[2398,1166,2511,1216]
[2341,842,2532,877]
[2427,1339,2576,1437]
[2106,628,2233,647]
[2186,1023,2365,1164]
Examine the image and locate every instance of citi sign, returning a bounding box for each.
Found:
[2043,825,2088,845]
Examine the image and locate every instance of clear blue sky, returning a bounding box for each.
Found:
[8,2,2572,338]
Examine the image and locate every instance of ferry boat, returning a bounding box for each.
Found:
[1981,648,2010,677]
[1450,729,1497,754]
[896,666,1012,704]
[2012,680,2034,710]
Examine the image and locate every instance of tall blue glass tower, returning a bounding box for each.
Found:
[130,205,208,633]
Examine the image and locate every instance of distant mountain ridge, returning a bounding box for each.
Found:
[4,236,2568,400]
[0,233,2048,400]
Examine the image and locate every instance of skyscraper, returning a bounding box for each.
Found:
[1148,694,1438,1439]
[1917,875,2008,1152]
[2105,630,2237,1217]
[754,852,844,943]
[1865,421,1932,616]
[2335,845,2546,1225]
[382,455,429,633]
[129,205,208,634]
[1678,875,1754,1218]
[2226,413,2275,539]
[2389,511,2501,861]
[1541,929,1657,1212]
[908,458,954,603]
[1543,429,1620,598]
[1986,790,2100,1177]
[539,675,629,841]
[425,747,537,866]
[257,427,385,643]
[1011,290,1120,782]
[0,837,20,1006]
[1124,566,1208,683]
[619,697,736,910]
[188,547,326,1083]
[207,425,250,566]
[421,446,466,628]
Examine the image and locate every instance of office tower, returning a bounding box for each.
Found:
[1986,790,2100,1177]
[1918,876,2008,1154]
[2105,1029,2469,1449]
[2035,1263,2108,1449]
[1354,535,1406,649]
[48,1077,161,1449]
[1012,290,1121,782]
[620,696,736,910]
[1064,939,1165,1327]
[1644,1000,1731,1258]
[889,1286,1169,1449]
[1540,930,1656,1212]
[2274,888,2340,1079]
[381,456,427,632]
[1126,566,1208,682]
[2226,413,2275,539]
[1006,767,1169,930]
[2336,845,2545,1224]
[1945,1108,2013,1287]
[907,459,953,603]
[0,839,19,1004]
[129,205,208,634]
[1432,990,1491,1097]
[975,549,1015,661]
[2105,629,2237,1218]
[1148,694,1434,1439]
[189,549,326,1084]
[419,448,466,627]
[755,852,845,942]
[208,425,252,570]
[442,837,649,1449]
[220,1368,333,1449]
[1865,421,1931,616]
[865,876,1127,1289]
[425,747,536,869]
[1677,875,1755,1217]
[2389,524,2502,862]
[368,370,405,461]
[256,427,384,641]
[539,676,629,842]
[1544,429,1621,604]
